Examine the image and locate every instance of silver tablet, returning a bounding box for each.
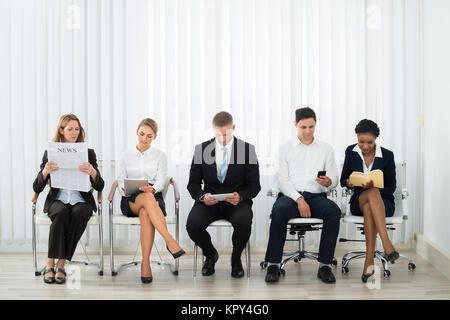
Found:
[208,193,234,201]
[124,178,149,195]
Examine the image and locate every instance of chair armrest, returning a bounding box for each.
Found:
[108,180,118,202]
[266,188,280,198]
[32,193,40,204]
[170,178,180,202]
[97,191,103,204]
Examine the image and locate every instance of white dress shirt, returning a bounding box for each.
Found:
[353,144,383,174]
[117,146,168,197]
[56,189,85,205]
[215,137,233,181]
[276,137,338,202]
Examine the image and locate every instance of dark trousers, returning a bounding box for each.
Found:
[47,200,93,261]
[264,192,341,265]
[186,202,253,259]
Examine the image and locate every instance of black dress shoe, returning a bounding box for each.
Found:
[361,272,375,283]
[166,245,186,259]
[141,265,153,284]
[231,258,245,278]
[317,266,336,283]
[43,267,55,284]
[265,265,281,283]
[383,251,399,264]
[202,250,219,276]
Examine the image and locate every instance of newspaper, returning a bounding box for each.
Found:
[47,142,91,192]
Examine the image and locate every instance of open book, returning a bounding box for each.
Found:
[349,169,384,188]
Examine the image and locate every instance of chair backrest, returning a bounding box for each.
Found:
[393,162,407,218]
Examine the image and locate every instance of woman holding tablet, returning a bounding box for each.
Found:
[33,114,104,284]
[117,118,185,283]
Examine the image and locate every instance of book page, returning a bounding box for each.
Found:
[47,142,90,192]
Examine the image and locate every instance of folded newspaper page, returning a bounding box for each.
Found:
[47,142,90,192]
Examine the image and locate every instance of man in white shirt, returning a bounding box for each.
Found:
[264,107,341,283]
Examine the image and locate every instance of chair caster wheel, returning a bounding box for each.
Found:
[35,271,42,276]
[280,269,286,276]
[260,261,268,269]
[98,271,104,276]
[383,270,391,278]
[112,271,118,276]
[134,262,138,266]
[85,263,89,265]
[293,258,300,263]
[342,267,349,274]
[173,271,179,276]
[332,259,338,266]
[408,263,416,271]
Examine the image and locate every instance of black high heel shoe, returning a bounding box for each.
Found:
[361,272,375,283]
[383,251,400,264]
[141,265,153,284]
[166,245,186,259]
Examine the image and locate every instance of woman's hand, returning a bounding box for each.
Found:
[361,180,374,189]
[42,161,59,179]
[139,185,155,193]
[346,178,354,188]
[121,187,130,197]
[79,162,97,180]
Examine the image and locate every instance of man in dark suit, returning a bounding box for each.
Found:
[186,111,261,278]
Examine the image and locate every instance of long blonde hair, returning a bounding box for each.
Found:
[52,114,85,142]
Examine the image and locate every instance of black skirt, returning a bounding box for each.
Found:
[350,193,395,217]
[121,191,166,217]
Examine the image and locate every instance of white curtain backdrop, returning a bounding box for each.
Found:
[0,0,423,252]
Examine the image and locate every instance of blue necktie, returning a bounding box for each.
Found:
[219,147,228,183]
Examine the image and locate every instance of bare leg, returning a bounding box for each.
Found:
[358,188,395,255]
[360,203,377,275]
[138,208,155,277]
[55,259,66,278]
[129,192,182,254]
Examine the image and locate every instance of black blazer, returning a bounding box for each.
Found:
[340,144,396,206]
[187,137,261,204]
[33,148,105,213]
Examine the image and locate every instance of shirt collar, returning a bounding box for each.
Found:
[135,145,151,155]
[352,144,383,159]
[292,137,318,147]
[215,136,234,151]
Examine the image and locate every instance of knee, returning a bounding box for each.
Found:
[51,207,70,223]
[141,192,158,207]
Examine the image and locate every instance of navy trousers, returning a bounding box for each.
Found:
[264,192,341,265]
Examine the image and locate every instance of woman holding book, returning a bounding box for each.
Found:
[340,119,399,283]
[116,118,185,284]
[33,114,104,284]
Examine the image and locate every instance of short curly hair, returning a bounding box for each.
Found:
[355,119,380,138]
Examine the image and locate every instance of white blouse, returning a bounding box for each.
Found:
[117,146,168,197]
[352,144,383,174]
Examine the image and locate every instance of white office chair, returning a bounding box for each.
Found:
[31,189,104,276]
[260,188,339,275]
[108,177,181,276]
[340,162,416,278]
[193,220,251,278]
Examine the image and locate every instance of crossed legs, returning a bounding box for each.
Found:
[358,188,396,275]
[128,192,182,277]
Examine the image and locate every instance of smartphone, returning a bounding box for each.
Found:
[317,170,327,178]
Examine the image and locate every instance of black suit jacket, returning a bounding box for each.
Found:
[340,144,396,205]
[187,137,261,204]
[33,148,105,213]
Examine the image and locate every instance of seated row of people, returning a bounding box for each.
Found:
[33,108,398,285]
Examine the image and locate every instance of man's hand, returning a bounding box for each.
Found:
[315,175,332,188]
[224,192,241,206]
[296,197,311,218]
[203,193,219,206]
